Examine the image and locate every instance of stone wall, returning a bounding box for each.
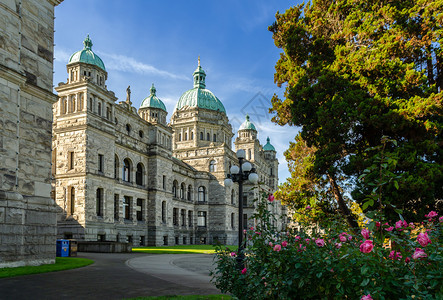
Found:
[0,0,62,268]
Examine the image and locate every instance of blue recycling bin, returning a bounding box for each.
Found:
[56,239,70,257]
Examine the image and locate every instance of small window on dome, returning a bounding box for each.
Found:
[139,130,144,138]
[88,72,91,77]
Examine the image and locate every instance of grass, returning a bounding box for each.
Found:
[132,245,236,254]
[128,295,232,300]
[0,257,94,278]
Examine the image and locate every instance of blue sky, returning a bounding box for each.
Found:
[53,0,302,183]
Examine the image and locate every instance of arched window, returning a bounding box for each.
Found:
[126,124,131,134]
[123,158,131,182]
[184,132,188,140]
[190,132,194,140]
[187,185,192,201]
[178,133,182,141]
[198,186,206,202]
[162,201,166,223]
[69,187,75,215]
[200,132,204,140]
[136,163,144,186]
[172,180,178,198]
[62,97,67,114]
[89,98,93,111]
[206,133,210,141]
[106,106,111,119]
[114,155,119,179]
[231,189,235,204]
[213,134,216,142]
[97,102,101,116]
[180,183,185,199]
[248,149,252,160]
[209,160,216,172]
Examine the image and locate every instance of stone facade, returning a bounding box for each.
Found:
[53,38,286,247]
[0,0,62,267]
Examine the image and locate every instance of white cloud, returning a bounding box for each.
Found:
[96,51,190,81]
[54,48,72,64]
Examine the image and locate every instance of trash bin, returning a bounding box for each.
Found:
[68,239,78,256]
[56,239,70,257]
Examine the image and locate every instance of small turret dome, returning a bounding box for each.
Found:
[175,58,226,114]
[239,115,257,131]
[68,35,106,71]
[263,137,275,151]
[140,83,167,112]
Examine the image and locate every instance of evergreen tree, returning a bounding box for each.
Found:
[270,0,443,223]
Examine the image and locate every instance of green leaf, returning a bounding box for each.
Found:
[394,181,399,190]
[361,278,370,287]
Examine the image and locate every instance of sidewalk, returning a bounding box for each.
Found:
[0,252,221,299]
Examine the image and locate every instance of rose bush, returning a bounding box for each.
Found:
[212,192,442,299]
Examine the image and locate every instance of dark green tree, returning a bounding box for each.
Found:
[270,0,443,223]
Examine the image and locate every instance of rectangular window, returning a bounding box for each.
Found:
[163,236,168,246]
[114,194,119,220]
[188,211,193,227]
[140,236,145,246]
[181,209,186,226]
[124,196,131,220]
[96,188,103,217]
[183,237,187,245]
[98,154,104,173]
[68,151,74,170]
[243,214,248,230]
[175,236,179,245]
[162,175,166,189]
[173,208,178,226]
[243,192,248,207]
[136,198,143,221]
[197,211,207,227]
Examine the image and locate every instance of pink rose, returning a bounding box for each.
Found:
[298,244,306,252]
[402,220,408,227]
[282,241,288,247]
[268,194,275,202]
[425,211,438,218]
[409,222,415,229]
[385,226,394,232]
[295,236,301,241]
[273,244,281,252]
[361,294,373,300]
[359,240,374,253]
[306,205,311,210]
[335,242,342,249]
[315,239,325,247]
[255,231,261,235]
[417,232,431,247]
[389,250,402,260]
[230,252,236,257]
[376,221,381,227]
[339,233,348,242]
[412,248,427,259]
[395,220,403,230]
[268,242,273,247]
[439,216,443,223]
[405,257,411,263]
[361,228,370,240]
[241,267,247,274]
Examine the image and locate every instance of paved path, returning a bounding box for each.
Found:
[0,252,221,299]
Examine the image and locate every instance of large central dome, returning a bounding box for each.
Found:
[175,59,226,114]
[68,35,106,71]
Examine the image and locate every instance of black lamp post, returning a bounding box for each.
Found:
[224,149,259,268]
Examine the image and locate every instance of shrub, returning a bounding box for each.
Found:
[212,192,442,299]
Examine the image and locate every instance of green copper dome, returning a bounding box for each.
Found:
[68,35,106,71]
[175,58,226,114]
[140,83,167,112]
[239,115,257,131]
[263,137,276,151]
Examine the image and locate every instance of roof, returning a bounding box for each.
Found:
[140,84,167,112]
[68,35,106,71]
[263,137,276,151]
[239,115,257,131]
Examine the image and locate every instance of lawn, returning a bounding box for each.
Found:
[0,257,94,278]
[128,295,232,300]
[132,245,236,254]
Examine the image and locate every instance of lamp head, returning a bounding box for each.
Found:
[236,149,246,159]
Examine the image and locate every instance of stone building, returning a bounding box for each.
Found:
[52,37,285,246]
[0,0,62,267]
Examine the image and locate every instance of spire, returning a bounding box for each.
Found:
[267,136,270,143]
[83,34,93,49]
[193,57,206,89]
[150,83,156,96]
[246,114,250,122]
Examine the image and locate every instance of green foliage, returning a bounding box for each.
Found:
[269,0,443,222]
[0,257,94,278]
[127,295,232,300]
[212,192,443,299]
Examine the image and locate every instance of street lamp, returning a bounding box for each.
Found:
[224,149,259,268]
